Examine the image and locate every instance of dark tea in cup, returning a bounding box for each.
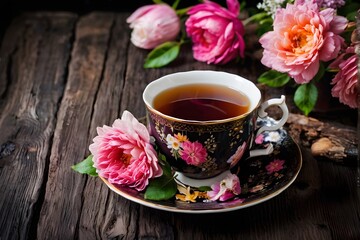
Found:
[143,70,288,182]
[153,84,250,121]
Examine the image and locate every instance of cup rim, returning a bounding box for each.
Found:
[143,70,261,125]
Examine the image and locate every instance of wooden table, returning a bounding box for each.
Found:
[0,12,359,240]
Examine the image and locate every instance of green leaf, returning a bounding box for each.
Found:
[256,22,273,36]
[144,156,177,201]
[176,7,189,16]
[338,2,360,19]
[294,83,318,116]
[152,0,163,4]
[144,174,177,201]
[197,186,212,192]
[346,11,358,21]
[158,152,167,162]
[172,0,180,9]
[242,12,269,25]
[144,42,180,68]
[71,155,98,177]
[258,70,290,87]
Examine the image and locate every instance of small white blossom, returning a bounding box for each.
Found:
[166,134,180,150]
[264,131,281,142]
[257,0,292,19]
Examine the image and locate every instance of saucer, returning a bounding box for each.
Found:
[100,117,302,214]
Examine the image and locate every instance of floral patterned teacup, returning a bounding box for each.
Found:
[143,70,289,179]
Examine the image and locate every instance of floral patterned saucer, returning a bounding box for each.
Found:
[100,117,302,214]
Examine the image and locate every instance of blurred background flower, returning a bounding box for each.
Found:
[127,0,247,68]
[185,0,245,64]
[126,3,181,49]
[329,46,358,108]
[252,0,359,114]
[126,0,359,114]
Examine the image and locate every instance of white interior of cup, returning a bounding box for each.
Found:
[143,70,261,123]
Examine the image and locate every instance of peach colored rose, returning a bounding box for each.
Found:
[89,111,162,191]
[329,46,358,108]
[259,1,348,83]
[185,0,245,64]
[126,4,180,49]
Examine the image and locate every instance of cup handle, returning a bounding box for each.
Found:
[248,95,289,158]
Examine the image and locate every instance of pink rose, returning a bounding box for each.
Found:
[179,140,207,166]
[89,111,163,191]
[329,46,358,108]
[185,0,245,64]
[126,4,180,49]
[207,173,241,201]
[259,1,348,84]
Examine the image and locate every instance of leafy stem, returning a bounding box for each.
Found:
[242,12,269,26]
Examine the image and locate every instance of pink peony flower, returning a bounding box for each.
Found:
[185,0,245,64]
[329,46,358,108]
[207,173,241,201]
[266,159,285,174]
[179,140,207,166]
[259,1,348,84]
[126,4,181,49]
[89,111,163,191]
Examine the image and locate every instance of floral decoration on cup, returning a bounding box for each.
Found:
[166,133,208,166]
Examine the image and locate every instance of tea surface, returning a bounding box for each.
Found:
[153,84,250,121]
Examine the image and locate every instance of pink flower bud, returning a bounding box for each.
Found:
[126,4,181,49]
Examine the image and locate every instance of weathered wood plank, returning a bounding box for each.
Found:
[77,13,140,240]
[36,12,114,240]
[0,12,77,239]
[286,113,357,165]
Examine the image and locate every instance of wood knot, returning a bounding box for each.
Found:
[0,141,16,159]
[0,141,15,159]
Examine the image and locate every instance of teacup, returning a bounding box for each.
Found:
[143,70,288,181]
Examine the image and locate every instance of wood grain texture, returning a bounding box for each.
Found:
[78,13,142,240]
[0,11,359,240]
[0,12,77,240]
[286,113,357,165]
[35,12,115,240]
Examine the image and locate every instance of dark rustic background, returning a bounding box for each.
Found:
[0,0,261,41]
